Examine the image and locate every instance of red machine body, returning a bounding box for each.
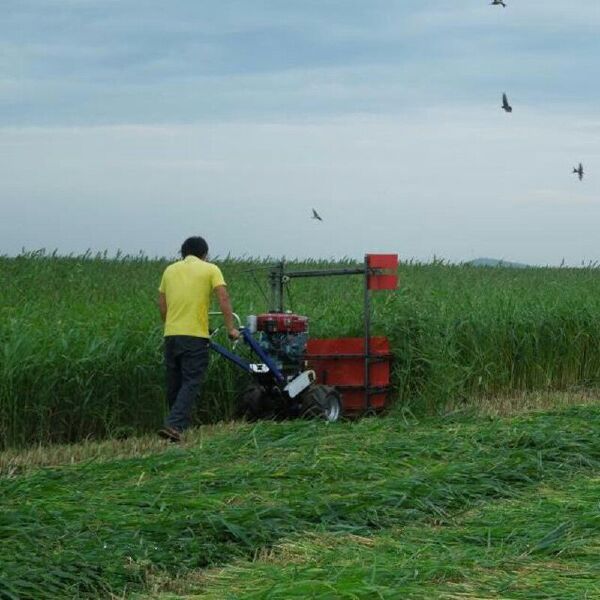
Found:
[255,313,392,415]
[256,313,309,334]
[305,337,392,413]
[250,254,397,416]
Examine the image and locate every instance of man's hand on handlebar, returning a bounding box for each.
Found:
[228,328,241,341]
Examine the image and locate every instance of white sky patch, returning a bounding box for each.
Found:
[528,187,590,201]
[1,107,599,266]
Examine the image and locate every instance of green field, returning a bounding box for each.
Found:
[1,400,599,599]
[4,252,600,448]
[3,254,600,598]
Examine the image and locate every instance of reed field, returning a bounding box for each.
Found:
[3,251,600,448]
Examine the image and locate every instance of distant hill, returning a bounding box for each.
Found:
[467,258,530,269]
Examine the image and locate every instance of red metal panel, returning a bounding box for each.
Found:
[305,337,391,413]
[306,337,390,358]
[367,254,398,269]
[341,390,387,412]
[368,274,398,290]
[366,254,398,290]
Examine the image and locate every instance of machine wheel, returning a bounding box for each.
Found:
[235,383,271,421]
[300,385,342,423]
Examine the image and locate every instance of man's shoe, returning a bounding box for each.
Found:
[158,427,182,443]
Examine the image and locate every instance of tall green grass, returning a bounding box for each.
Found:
[3,251,600,448]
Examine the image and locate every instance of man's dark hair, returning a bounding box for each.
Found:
[181,236,209,259]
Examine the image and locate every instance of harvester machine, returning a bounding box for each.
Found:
[210,254,398,422]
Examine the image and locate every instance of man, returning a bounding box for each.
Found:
[157,236,239,442]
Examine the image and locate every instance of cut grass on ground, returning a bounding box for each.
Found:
[0,421,243,477]
[2,401,600,599]
[2,390,597,476]
[184,474,600,599]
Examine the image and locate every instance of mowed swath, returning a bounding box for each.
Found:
[3,253,600,448]
[1,406,600,598]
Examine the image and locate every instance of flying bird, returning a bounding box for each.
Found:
[573,163,584,181]
[312,208,323,221]
[490,0,506,7]
[501,93,512,113]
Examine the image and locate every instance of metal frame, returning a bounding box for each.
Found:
[209,328,286,384]
[267,255,389,412]
[209,257,396,413]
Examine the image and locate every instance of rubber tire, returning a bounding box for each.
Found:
[235,383,270,421]
[300,385,342,423]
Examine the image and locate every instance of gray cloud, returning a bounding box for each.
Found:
[2,1,599,126]
[2,1,600,264]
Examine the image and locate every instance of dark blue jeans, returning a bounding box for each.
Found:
[164,336,210,432]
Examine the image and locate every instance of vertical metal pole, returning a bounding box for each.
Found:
[278,260,285,312]
[268,261,285,312]
[364,255,371,412]
[269,267,278,312]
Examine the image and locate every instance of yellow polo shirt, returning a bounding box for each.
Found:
[158,256,226,338]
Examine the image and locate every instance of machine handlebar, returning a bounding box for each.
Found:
[209,312,243,347]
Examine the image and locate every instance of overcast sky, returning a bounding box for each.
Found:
[1,1,599,264]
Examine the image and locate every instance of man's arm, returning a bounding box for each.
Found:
[213,285,240,339]
[158,292,167,322]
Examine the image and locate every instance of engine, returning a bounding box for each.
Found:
[251,313,309,374]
